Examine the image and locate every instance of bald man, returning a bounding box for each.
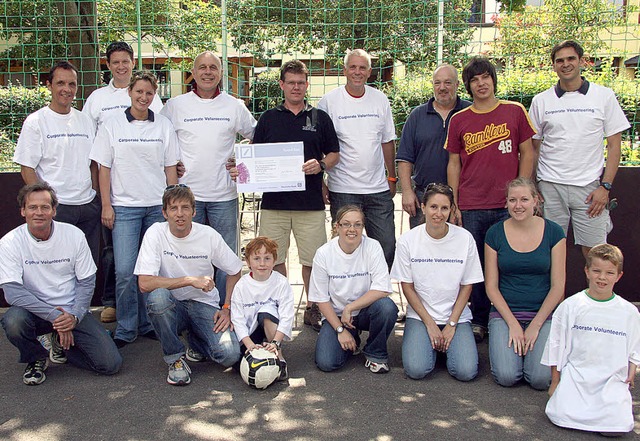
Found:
[396,65,471,228]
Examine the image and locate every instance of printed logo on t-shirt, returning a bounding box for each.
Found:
[410,257,464,264]
[101,105,128,112]
[241,298,279,308]
[46,132,90,140]
[328,271,370,280]
[25,257,72,265]
[302,115,316,132]
[183,116,231,123]
[163,250,209,260]
[337,113,380,121]
[463,123,510,155]
[571,323,627,337]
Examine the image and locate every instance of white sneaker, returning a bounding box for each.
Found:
[365,359,390,374]
[167,357,191,386]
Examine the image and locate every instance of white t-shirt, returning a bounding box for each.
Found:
[529,83,630,186]
[317,85,396,194]
[160,91,257,202]
[89,111,180,206]
[308,236,392,316]
[14,107,96,205]
[390,224,483,324]
[83,79,163,132]
[230,271,294,342]
[134,222,243,307]
[541,291,640,432]
[0,221,97,312]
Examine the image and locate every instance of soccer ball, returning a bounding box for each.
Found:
[240,347,281,389]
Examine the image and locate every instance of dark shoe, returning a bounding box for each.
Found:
[185,348,207,363]
[23,359,48,385]
[49,331,67,364]
[304,304,322,332]
[472,324,487,343]
[113,338,129,348]
[141,330,159,341]
[277,359,288,382]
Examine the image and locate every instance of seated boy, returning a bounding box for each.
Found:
[541,244,640,435]
[231,237,294,380]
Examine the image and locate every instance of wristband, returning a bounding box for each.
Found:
[222,303,231,310]
[387,176,398,183]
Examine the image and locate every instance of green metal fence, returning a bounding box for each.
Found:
[1,0,639,171]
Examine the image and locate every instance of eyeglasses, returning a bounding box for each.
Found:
[165,184,189,192]
[338,222,364,230]
[426,182,453,194]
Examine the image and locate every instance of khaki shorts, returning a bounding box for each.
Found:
[538,180,610,247]
[259,209,327,266]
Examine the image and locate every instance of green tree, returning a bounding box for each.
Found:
[492,0,630,68]
[227,0,475,70]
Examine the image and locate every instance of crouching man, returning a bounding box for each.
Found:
[1,182,122,385]
[134,184,242,386]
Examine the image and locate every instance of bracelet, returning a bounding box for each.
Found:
[222,303,231,310]
[387,176,398,183]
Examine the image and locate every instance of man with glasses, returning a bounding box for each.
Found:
[134,184,242,386]
[232,60,340,332]
[397,64,471,228]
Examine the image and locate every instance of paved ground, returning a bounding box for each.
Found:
[1,198,639,440]
[1,304,639,441]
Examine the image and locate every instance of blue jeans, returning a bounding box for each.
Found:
[101,225,116,308]
[488,318,552,390]
[1,306,122,374]
[402,319,478,381]
[193,199,239,305]
[329,191,396,268]
[55,196,101,265]
[315,297,398,372]
[461,208,509,328]
[146,288,241,366]
[112,205,164,342]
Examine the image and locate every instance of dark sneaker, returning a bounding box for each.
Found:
[278,359,288,382]
[113,338,129,349]
[365,359,390,374]
[167,357,191,386]
[141,330,159,341]
[49,331,67,364]
[304,304,322,332]
[472,324,487,343]
[185,348,206,363]
[23,359,48,385]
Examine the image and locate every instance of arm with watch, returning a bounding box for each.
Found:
[316,301,358,353]
[586,132,621,218]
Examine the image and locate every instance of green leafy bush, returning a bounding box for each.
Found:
[250,69,281,116]
[0,86,51,140]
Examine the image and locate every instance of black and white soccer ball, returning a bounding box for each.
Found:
[240,347,281,389]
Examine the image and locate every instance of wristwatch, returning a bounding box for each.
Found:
[271,340,281,349]
[600,181,612,191]
[319,160,326,171]
[336,325,344,334]
[448,320,457,327]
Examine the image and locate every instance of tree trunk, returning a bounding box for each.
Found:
[55,0,100,108]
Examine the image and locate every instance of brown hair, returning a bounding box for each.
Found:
[245,236,279,262]
[128,70,158,91]
[162,185,195,212]
[586,244,623,272]
[332,204,365,238]
[17,182,58,209]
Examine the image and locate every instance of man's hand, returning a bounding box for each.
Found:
[213,308,232,333]
[402,188,420,217]
[338,330,357,352]
[176,161,186,179]
[58,330,75,350]
[388,180,397,198]
[52,307,77,332]
[302,159,322,175]
[189,276,215,292]
[101,205,115,229]
[322,181,330,205]
[585,186,609,218]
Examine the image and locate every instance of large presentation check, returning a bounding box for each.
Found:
[234,141,306,193]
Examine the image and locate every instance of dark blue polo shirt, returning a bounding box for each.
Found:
[254,103,339,211]
[396,96,471,189]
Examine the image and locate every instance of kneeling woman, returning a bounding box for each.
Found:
[309,205,398,373]
[391,183,483,381]
[484,177,565,390]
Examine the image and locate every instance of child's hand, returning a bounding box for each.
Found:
[245,343,261,354]
[626,362,637,389]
